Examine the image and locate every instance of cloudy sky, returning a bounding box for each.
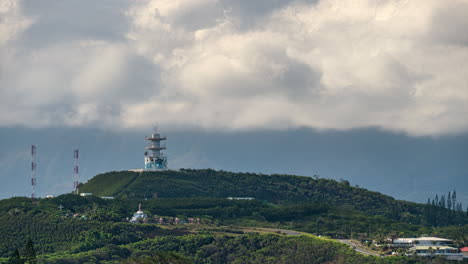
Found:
[0,0,467,203]
[2,0,467,135]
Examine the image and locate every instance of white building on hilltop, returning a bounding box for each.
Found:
[130,204,147,223]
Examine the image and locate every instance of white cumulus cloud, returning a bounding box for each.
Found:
[1,0,467,136]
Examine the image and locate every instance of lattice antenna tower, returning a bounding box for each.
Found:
[31,145,37,200]
[73,149,79,194]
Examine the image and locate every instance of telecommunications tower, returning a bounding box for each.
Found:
[73,149,79,194]
[31,145,36,200]
[144,127,167,170]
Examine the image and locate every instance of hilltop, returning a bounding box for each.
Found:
[79,169,467,227]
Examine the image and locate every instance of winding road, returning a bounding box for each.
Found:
[239,227,382,257]
[337,239,382,257]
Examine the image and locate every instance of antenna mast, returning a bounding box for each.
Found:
[73,149,79,194]
[31,145,36,201]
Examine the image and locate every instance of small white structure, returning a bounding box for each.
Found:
[80,193,93,197]
[129,169,144,173]
[227,197,255,200]
[130,204,148,223]
[391,238,414,247]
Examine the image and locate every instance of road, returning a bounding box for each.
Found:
[338,239,382,257]
[239,227,302,236]
[238,227,382,257]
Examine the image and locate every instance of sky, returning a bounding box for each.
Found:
[0,0,467,205]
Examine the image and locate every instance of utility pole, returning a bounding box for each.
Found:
[31,145,37,202]
[73,149,79,194]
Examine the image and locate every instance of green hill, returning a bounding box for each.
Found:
[79,169,467,227]
[1,169,467,263]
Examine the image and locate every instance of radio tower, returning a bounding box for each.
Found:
[31,145,36,201]
[73,149,79,194]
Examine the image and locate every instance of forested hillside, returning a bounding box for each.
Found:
[80,169,468,227]
[1,169,467,263]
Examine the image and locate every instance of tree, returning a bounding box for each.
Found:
[388,232,398,243]
[452,190,457,211]
[428,246,435,261]
[7,249,24,264]
[447,192,452,210]
[23,239,36,264]
[440,195,446,208]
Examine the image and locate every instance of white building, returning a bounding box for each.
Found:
[393,237,463,260]
[130,204,148,223]
[393,237,452,247]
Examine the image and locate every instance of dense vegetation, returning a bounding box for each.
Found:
[8,233,466,264]
[80,169,468,227]
[1,169,468,263]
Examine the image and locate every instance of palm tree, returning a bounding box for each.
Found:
[428,246,435,262]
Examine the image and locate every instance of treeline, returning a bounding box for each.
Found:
[427,190,465,212]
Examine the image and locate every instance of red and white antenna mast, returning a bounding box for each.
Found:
[73,149,79,194]
[31,145,36,200]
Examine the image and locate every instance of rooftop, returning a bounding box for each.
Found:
[394,238,415,243]
[410,246,457,250]
[414,237,452,242]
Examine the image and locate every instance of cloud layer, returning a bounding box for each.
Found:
[1,0,467,136]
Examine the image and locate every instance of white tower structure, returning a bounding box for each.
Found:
[130,203,148,223]
[144,127,167,170]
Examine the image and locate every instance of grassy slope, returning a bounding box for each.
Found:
[79,170,139,197]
